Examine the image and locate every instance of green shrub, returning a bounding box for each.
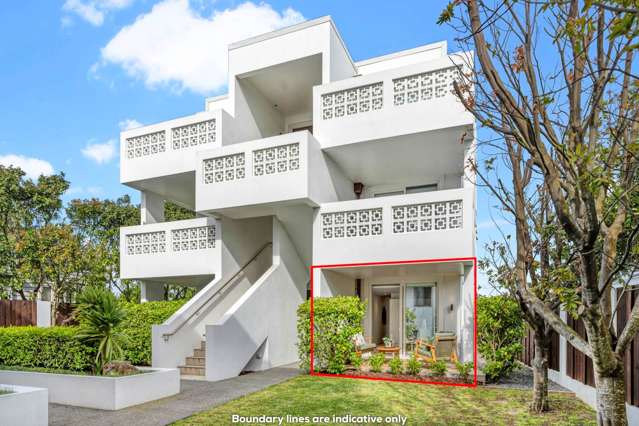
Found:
[349,352,362,369]
[369,353,385,373]
[406,353,422,375]
[389,356,403,375]
[296,296,366,374]
[119,301,185,366]
[75,287,128,373]
[429,360,447,377]
[0,326,95,372]
[477,295,524,382]
[455,361,474,383]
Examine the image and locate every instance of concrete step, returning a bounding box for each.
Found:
[185,356,205,367]
[179,365,205,376]
[193,348,205,357]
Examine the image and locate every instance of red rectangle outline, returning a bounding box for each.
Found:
[309,256,478,388]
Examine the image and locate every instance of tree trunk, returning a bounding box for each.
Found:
[594,368,627,425]
[531,329,550,413]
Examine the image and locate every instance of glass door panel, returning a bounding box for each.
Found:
[404,283,436,353]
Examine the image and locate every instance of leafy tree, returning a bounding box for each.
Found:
[0,166,69,300]
[164,201,196,222]
[15,224,83,322]
[66,196,139,301]
[440,1,639,423]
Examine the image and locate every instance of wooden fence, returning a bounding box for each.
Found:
[0,300,37,326]
[617,288,639,407]
[565,316,595,386]
[521,327,560,371]
[522,288,639,408]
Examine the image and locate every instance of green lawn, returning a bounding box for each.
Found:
[175,375,596,426]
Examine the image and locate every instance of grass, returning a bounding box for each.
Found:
[0,389,12,396]
[174,375,596,426]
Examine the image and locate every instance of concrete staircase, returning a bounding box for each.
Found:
[178,341,206,376]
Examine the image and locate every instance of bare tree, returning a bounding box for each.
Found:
[440,1,639,424]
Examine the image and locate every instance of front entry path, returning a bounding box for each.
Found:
[49,364,301,426]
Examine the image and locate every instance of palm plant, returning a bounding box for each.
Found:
[74,287,128,374]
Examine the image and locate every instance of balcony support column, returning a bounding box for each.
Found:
[140,280,164,303]
[140,191,165,225]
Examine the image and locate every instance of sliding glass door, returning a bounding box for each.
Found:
[404,283,436,353]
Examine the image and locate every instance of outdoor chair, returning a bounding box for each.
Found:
[352,333,376,357]
[414,332,458,363]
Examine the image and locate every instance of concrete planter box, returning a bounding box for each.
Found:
[0,384,48,426]
[0,367,179,410]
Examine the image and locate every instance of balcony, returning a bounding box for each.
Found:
[195,131,351,218]
[120,217,221,284]
[313,54,474,149]
[119,109,232,208]
[312,188,475,265]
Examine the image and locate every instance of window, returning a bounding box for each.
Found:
[414,287,432,307]
[406,184,437,194]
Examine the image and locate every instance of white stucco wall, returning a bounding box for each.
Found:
[0,369,179,410]
[205,218,307,381]
[152,216,273,369]
[35,301,50,327]
[0,385,47,426]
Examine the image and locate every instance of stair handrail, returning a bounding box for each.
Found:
[162,241,273,341]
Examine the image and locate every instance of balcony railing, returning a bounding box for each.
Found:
[124,118,216,160]
[120,217,220,280]
[319,66,461,122]
[320,197,463,240]
[313,56,473,148]
[201,141,300,185]
[313,188,474,264]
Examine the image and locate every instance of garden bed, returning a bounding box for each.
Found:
[342,361,475,385]
[0,367,179,410]
[343,369,470,384]
[0,384,48,426]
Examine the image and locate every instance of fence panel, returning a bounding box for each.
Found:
[521,327,559,371]
[0,300,37,326]
[617,289,639,407]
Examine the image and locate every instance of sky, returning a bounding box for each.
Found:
[0,0,512,290]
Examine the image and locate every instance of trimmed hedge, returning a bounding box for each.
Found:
[0,326,95,371]
[119,300,185,366]
[297,296,366,374]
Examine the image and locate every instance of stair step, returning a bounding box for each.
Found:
[193,348,205,357]
[185,356,205,367]
[179,365,205,376]
[200,340,206,350]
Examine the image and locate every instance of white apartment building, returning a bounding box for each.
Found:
[119,16,476,381]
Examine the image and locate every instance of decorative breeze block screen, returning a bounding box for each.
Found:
[126,131,166,159]
[203,153,246,183]
[321,82,383,120]
[126,231,166,255]
[393,67,460,106]
[171,119,216,150]
[171,226,216,251]
[321,208,383,239]
[392,200,463,233]
[253,143,300,176]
